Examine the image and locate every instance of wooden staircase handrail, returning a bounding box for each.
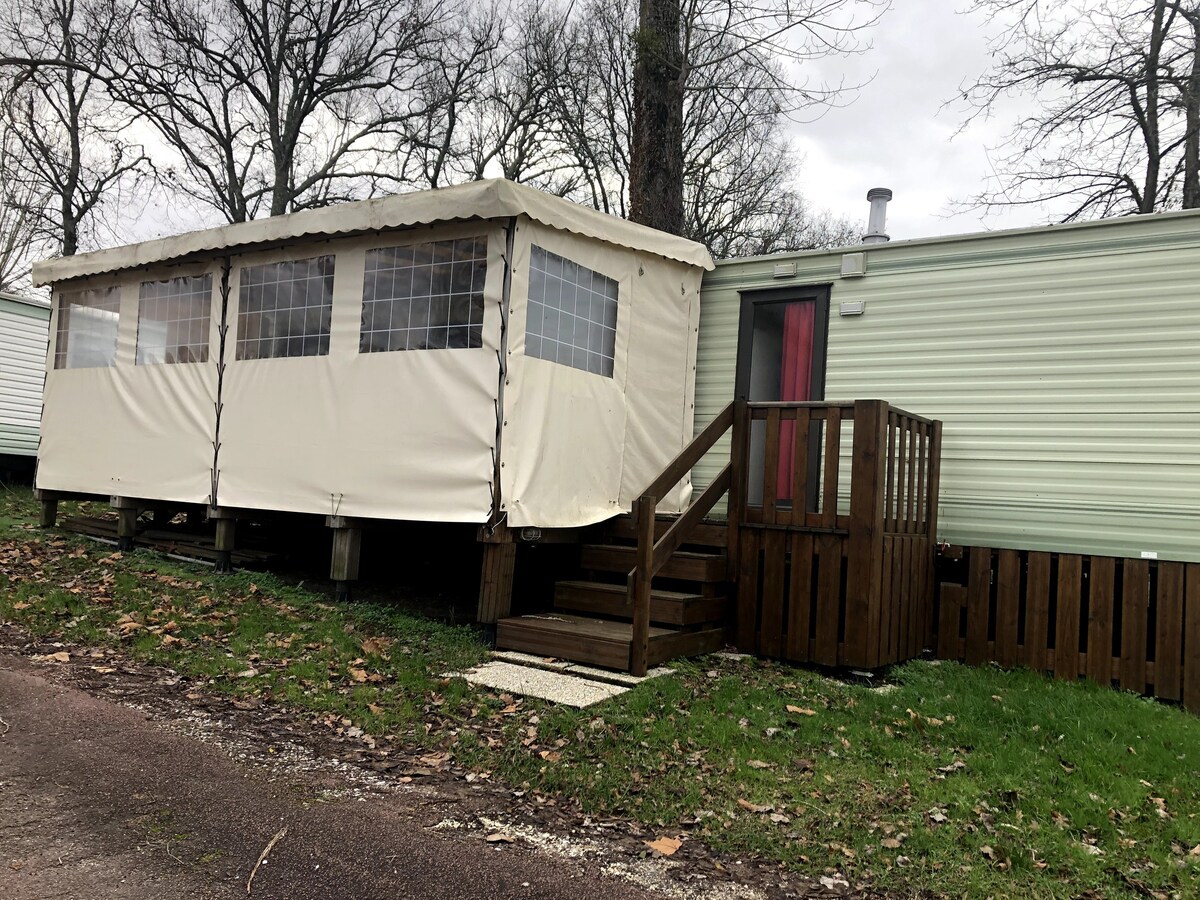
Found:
[651,464,733,573]
[641,401,735,502]
[629,401,738,676]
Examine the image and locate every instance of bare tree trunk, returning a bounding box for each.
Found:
[1183,14,1200,207]
[630,0,684,236]
[1139,0,1168,213]
[61,199,77,256]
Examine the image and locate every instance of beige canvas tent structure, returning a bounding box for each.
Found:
[31,179,713,601]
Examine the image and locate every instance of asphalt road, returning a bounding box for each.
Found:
[0,654,661,900]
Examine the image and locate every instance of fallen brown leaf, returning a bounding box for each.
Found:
[646,836,682,856]
[737,798,773,814]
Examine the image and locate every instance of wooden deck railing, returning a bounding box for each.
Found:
[628,398,943,674]
[735,399,943,668]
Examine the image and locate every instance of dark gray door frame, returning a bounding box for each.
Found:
[733,283,831,401]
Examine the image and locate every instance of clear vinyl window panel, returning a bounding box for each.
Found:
[360,236,486,352]
[136,274,212,365]
[236,256,334,360]
[54,285,121,369]
[525,245,617,377]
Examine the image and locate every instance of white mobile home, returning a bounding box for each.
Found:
[31,180,711,533]
[0,291,50,470]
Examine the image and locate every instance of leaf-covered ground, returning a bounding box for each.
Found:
[1,486,1198,898]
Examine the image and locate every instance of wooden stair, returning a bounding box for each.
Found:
[579,544,728,582]
[495,613,725,671]
[553,580,725,626]
[496,521,731,672]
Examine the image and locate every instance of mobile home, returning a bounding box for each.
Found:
[0,291,50,476]
[698,207,1200,563]
[696,203,1200,705]
[30,183,1200,701]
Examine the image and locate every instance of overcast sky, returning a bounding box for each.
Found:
[788,0,1040,241]
[116,2,1042,248]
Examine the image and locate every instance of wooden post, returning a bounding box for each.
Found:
[1184,563,1200,714]
[36,491,58,528]
[214,518,236,574]
[111,496,140,551]
[924,420,945,653]
[477,540,517,630]
[925,420,943,541]
[844,400,888,668]
[327,515,362,602]
[726,398,749,574]
[630,495,656,677]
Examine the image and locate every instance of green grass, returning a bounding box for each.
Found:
[1,486,1198,898]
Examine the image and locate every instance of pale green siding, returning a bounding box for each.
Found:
[0,295,50,458]
[696,210,1200,563]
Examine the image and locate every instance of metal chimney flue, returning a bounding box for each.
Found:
[862,187,893,244]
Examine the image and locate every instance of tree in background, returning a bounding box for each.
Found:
[629,0,886,240]
[0,110,48,289]
[0,0,146,257]
[961,0,1200,220]
[525,0,873,255]
[0,0,873,259]
[630,0,685,235]
[109,0,444,222]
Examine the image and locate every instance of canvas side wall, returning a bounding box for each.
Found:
[501,219,700,529]
[37,263,220,503]
[215,222,505,521]
[0,299,49,457]
[696,214,1200,563]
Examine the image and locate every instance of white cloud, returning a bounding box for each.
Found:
[786,1,1043,240]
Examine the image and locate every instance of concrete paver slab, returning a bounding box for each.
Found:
[451,661,629,707]
[490,650,673,686]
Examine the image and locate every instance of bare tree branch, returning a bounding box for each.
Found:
[956,0,1200,219]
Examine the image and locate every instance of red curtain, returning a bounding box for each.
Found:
[777,302,815,501]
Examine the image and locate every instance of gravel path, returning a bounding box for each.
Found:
[0,653,667,900]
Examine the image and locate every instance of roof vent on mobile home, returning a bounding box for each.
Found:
[862,187,893,245]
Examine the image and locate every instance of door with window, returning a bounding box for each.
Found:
[734,286,830,508]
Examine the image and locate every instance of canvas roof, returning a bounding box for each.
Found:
[31,179,714,287]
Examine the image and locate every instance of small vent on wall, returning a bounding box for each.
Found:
[773,262,796,278]
[839,300,866,317]
[840,253,866,278]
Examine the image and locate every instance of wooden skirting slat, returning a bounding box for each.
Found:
[936,546,1200,713]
